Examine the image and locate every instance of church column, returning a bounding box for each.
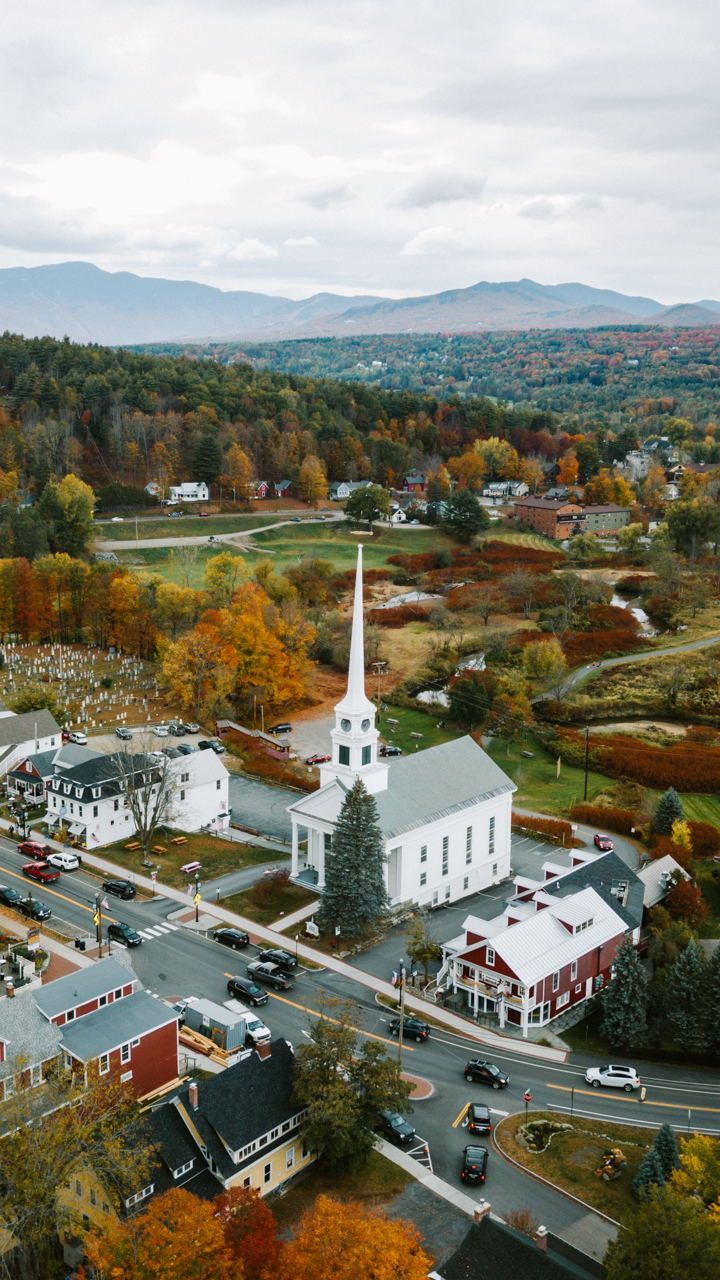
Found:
[291,821,299,879]
[317,831,326,889]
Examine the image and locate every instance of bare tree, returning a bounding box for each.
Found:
[176,544,200,589]
[111,746,178,860]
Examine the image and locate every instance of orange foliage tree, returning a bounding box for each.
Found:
[82,1188,236,1280]
[556,449,579,486]
[213,1185,280,1278]
[274,1195,432,1280]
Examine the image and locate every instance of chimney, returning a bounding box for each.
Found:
[473,1200,491,1222]
[5,981,14,999]
[188,1081,199,1111]
[255,1041,272,1061]
[535,1226,548,1251]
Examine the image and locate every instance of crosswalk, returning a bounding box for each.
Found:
[136,922,181,940]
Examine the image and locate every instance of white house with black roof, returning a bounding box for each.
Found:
[127,1039,312,1210]
[44,747,229,847]
[287,547,515,908]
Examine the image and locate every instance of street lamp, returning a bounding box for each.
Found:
[94,892,103,958]
[295,933,300,964]
[396,958,407,1064]
[194,872,201,924]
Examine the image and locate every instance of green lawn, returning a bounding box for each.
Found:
[95,514,273,540]
[249,523,453,572]
[113,543,249,588]
[378,704,458,754]
[680,795,720,827]
[477,529,560,552]
[486,732,611,816]
[102,830,283,890]
[222,880,317,925]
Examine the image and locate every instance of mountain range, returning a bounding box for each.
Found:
[1,261,720,345]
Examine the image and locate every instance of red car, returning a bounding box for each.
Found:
[305,753,331,766]
[22,861,61,883]
[18,841,52,861]
[594,834,614,852]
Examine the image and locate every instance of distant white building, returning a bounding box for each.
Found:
[44,749,229,847]
[329,481,372,501]
[169,482,209,503]
[288,549,515,908]
[145,481,162,497]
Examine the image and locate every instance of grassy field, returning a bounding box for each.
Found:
[102,830,283,890]
[494,1110,651,1226]
[378,704,458,754]
[113,543,250,588]
[221,879,317,925]
[95,514,275,540]
[248,522,453,572]
[477,529,560,551]
[486,732,612,815]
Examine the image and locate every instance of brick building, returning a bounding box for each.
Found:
[514,497,630,539]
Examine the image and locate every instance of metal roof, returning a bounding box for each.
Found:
[33,955,136,1020]
[60,991,177,1061]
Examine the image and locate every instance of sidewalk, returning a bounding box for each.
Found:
[0,908,95,971]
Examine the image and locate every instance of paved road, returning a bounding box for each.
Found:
[94,514,343,553]
[2,833,719,1258]
[536,631,720,704]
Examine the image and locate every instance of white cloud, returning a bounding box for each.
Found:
[228,238,278,261]
[284,236,319,248]
[401,226,466,256]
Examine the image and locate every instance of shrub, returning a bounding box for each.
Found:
[665,878,709,927]
[569,803,640,837]
[687,820,720,858]
[367,604,432,627]
[250,868,291,907]
[512,813,573,845]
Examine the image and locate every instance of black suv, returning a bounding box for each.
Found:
[467,1103,492,1135]
[107,921,142,947]
[267,723,292,735]
[0,885,23,909]
[460,1145,488,1185]
[214,928,250,951]
[227,975,268,1006]
[464,1059,509,1089]
[388,1015,430,1043]
[258,947,297,970]
[377,1111,416,1146]
[103,879,136,900]
[18,897,51,921]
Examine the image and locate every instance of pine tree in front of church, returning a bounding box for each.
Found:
[318,778,388,938]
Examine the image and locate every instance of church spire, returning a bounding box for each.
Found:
[345,543,370,708]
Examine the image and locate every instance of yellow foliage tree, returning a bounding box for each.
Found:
[223,442,254,499]
[447,451,486,492]
[274,1195,432,1280]
[204,551,249,607]
[298,454,328,506]
[672,1134,720,1213]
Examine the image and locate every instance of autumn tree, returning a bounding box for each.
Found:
[213,1185,279,1278]
[293,1001,410,1169]
[666,498,720,559]
[556,449,579,486]
[406,911,441,983]
[39,472,95,556]
[274,1195,432,1280]
[111,749,178,860]
[473,436,519,479]
[425,464,451,502]
[672,1132,720,1209]
[82,1188,234,1280]
[298,453,328,505]
[447,450,486,492]
[0,1068,153,1280]
[584,468,635,507]
[223,442,253,500]
[160,620,236,718]
[522,636,568,697]
[604,1185,720,1280]
[204,550,249,607]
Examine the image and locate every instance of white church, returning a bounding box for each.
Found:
[288,547,516,909]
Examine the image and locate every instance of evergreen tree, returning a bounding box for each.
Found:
[193,432,223,485]
[599,936,648,1052]
[318,779,388,937]
[632,1147,665,1199]
[702,944,720,1057]
[652,788,685,835]
[653,1124,680,1180]
[666,940,707,1052]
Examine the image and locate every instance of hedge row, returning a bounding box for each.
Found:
[367,604,432,627]
[569,803,640,837]
[561,729,720,793]
[512,812,574,845]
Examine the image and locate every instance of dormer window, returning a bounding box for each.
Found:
[486,946,495,966]
[93,787,100,799]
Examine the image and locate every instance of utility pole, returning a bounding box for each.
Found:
[583,726,590,801]
[260,704,265,734]
[397,957,406,1065]
[94,892,103,958]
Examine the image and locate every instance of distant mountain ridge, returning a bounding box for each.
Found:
[0,261,718,345]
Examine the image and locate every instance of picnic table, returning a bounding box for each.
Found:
[180,861,202,875]
[170,836,188,846]
[125,841,141,851]
[151,845,167,855]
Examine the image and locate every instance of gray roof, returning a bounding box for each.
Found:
[537,851,644,931]
[0,989,62,1079]
[61,991,177,1061]
[0,709,61,750]
[34,955,136,1021]
[374,736,515,840]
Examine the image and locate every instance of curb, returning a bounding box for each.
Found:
[491,1112,622,1229]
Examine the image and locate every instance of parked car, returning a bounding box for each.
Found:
[68,730,88,745]
[377,1111,416,1146]
[176,743,196,755]
[18,896,51,921]
[184,722,200,734]
[46,851,80,871]
[0,885,23,909]
[227,975,268,1006]
[585,1064,640,1092]
[267,723,292,735]
[114,726,133,740]
[379,744,402,758]
[214,927,250,951]
[198,738,225,753]
[258,947,297,970]
[153,724,169,737]
[18,840,52,860]
[107,921,142,948]
[388,1016,430,1043]
[168,510,183,518]
[467,1103,493,1135]
[168,721,187,736]
[102,878,136,900]
[305,753,331,765]
[593,834,614,851]
[23,861,61,883]
[464,1059,510,1089]
[247,961,293,990]
[162,747,182,760]
[208,535,219,544]
[460,1145,488,1185]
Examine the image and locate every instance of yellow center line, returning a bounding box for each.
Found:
[223,975,413,1051]
[451,1102,470,1129]
[0,865,117,921]
[547,1083,720,1114]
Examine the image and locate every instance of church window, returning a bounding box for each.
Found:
[489,816,495,857]
[465,826,473,864]
[442,836,449,876]
[340,719,351,732]
[361,745,371,766]
[463,876,469,891]
[420,872,427,887]
[420,845,427,863]
[361,719,371,731]
[338,745,350,766]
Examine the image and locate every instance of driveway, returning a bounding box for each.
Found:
[534,631,720,704]
[228,775,301,843]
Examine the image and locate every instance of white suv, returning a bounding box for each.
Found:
[585,1064,640,1092]
[46,851,81,871]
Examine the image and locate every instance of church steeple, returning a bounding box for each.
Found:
[319,544,389,794]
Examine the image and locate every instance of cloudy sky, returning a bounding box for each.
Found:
[1,0,717,301]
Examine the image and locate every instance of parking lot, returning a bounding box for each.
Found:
[83,725,210,757]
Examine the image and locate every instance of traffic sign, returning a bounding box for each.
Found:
[193,892,201,905]
[92,910,100,927]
